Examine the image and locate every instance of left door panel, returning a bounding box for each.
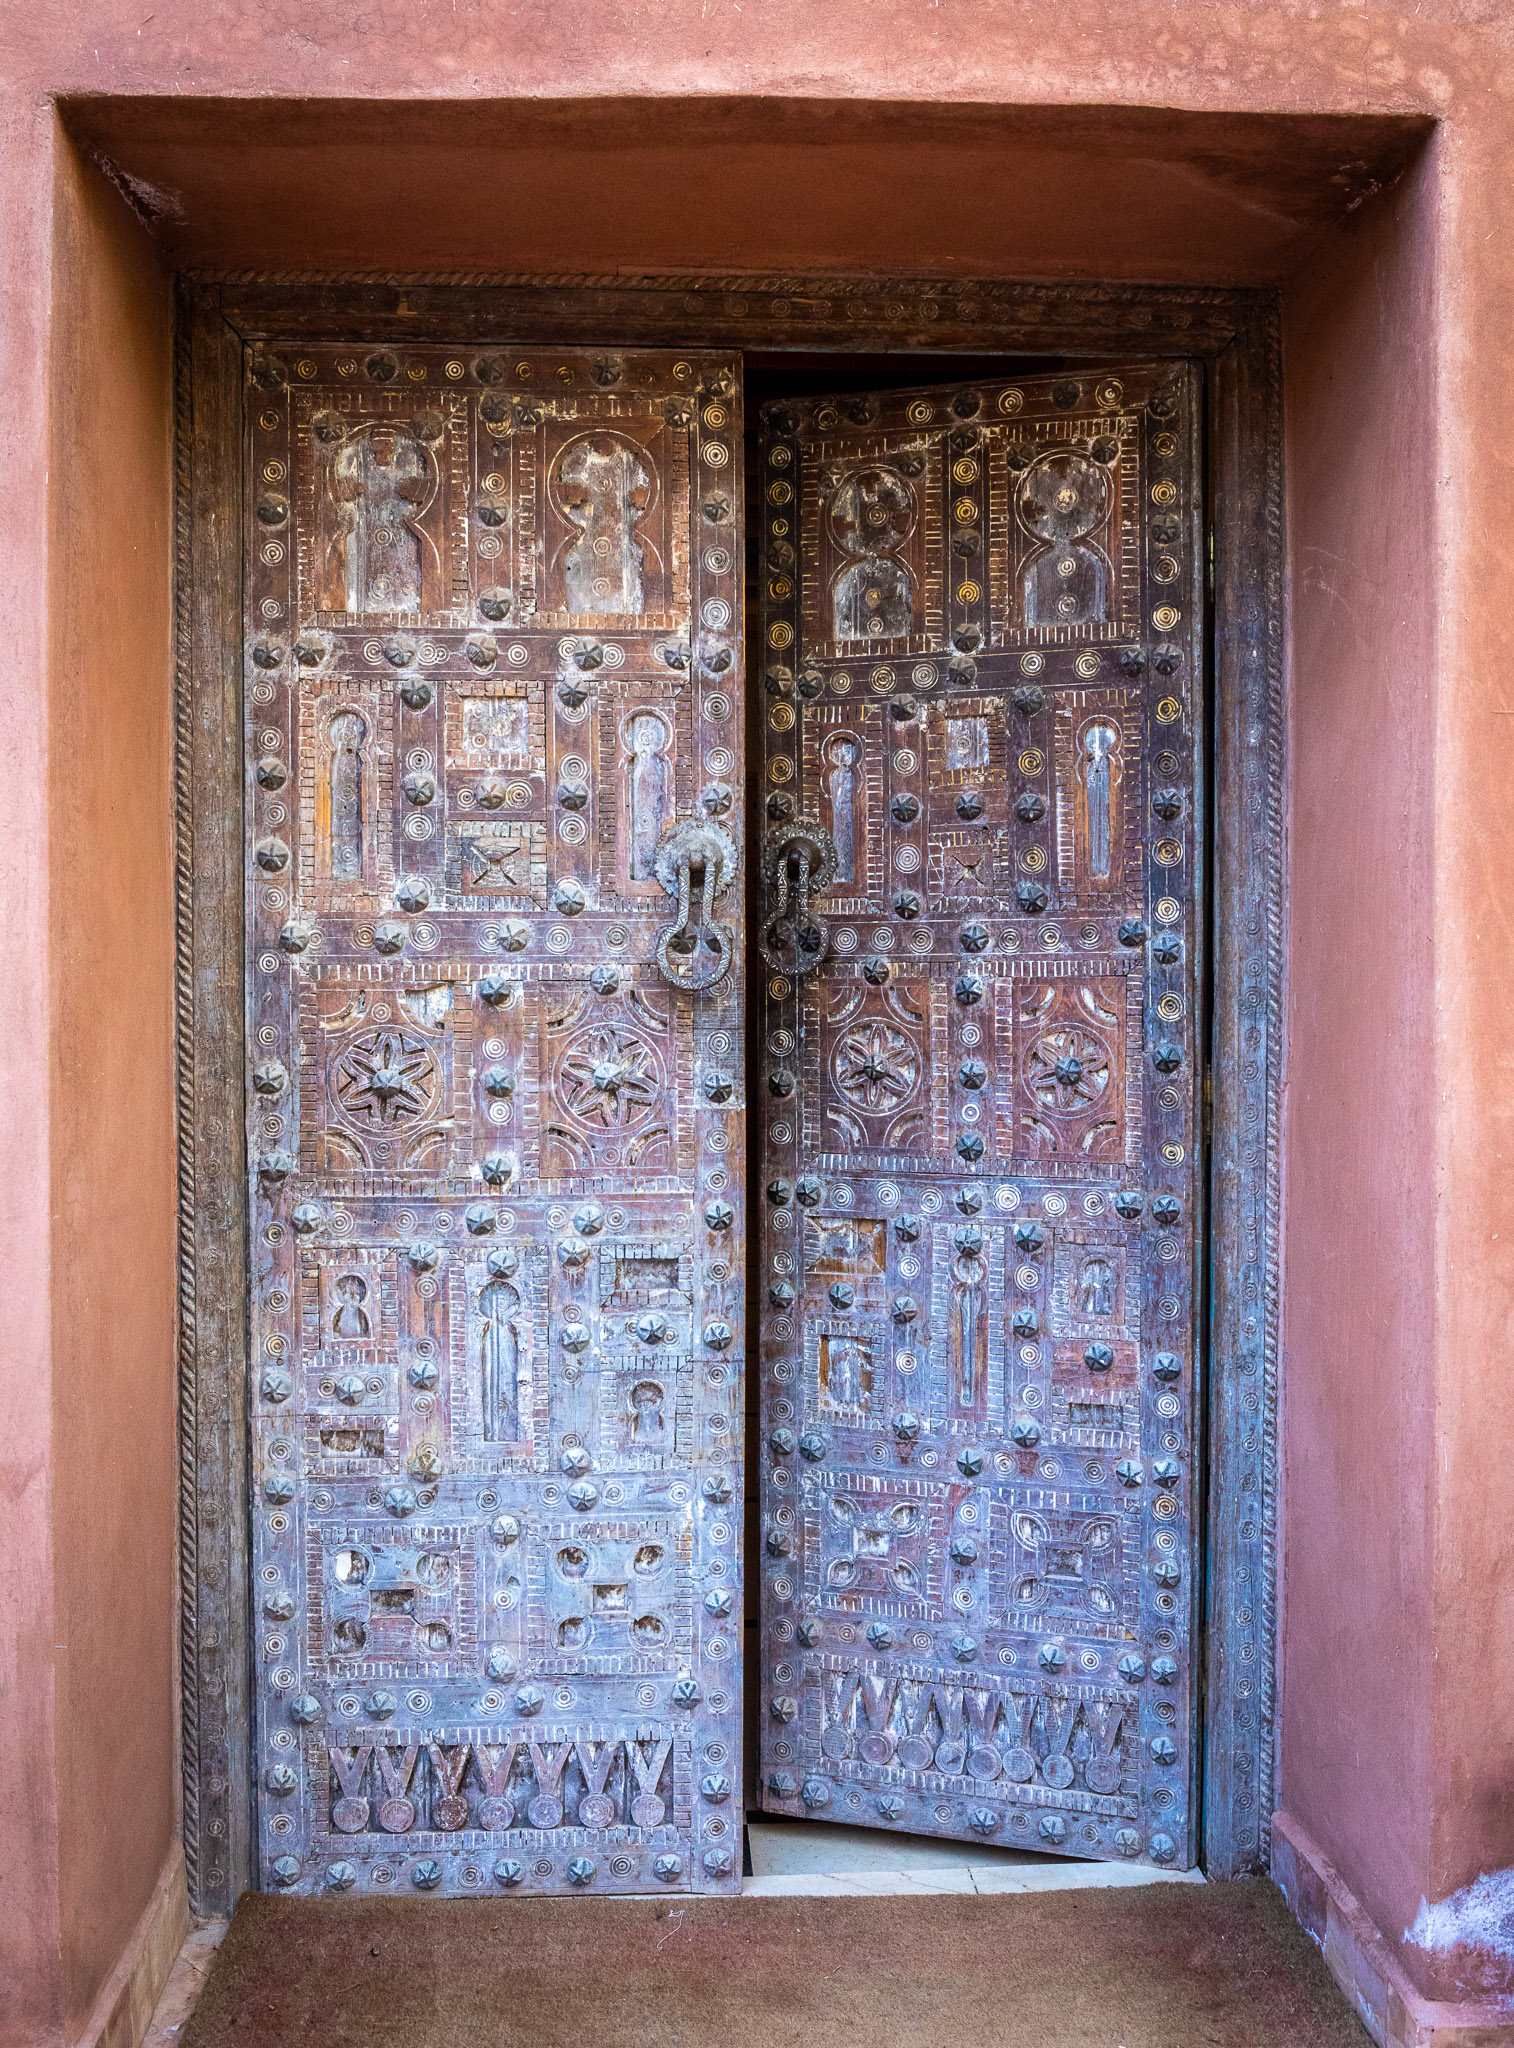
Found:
[244,342,745,1899]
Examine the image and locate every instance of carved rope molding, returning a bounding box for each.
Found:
[174,272,1283,1914]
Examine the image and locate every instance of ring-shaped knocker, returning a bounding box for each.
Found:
[653,818,738,991]
[759,818,837,976]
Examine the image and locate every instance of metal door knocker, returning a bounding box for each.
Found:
[759,819,837,975]
[653,818,738,990]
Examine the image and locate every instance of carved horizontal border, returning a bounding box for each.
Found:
[176,269,1282,1914]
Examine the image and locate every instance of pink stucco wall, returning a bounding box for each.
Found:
[2,1,1512,2037]
[1282,145,1442,1974]
[47,139,177,2039]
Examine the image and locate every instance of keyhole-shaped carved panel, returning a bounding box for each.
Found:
[827,464,918,641]
[1052,691,1142,905]
[542,423,684,625]
[551,433,654,616]
[1017,450,1113,629]
[308,415,449,621]
[299,686,394,909]
[589,682,695,906]
[801,437,943,656]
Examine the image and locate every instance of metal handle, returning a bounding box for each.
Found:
[759,819,837,976]
[653,818,738,991]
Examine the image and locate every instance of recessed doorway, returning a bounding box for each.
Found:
[173,276,1282,1920]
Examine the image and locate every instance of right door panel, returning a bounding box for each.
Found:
[755,365,1204,1871]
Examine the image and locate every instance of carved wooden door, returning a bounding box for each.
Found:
[244,342,745,1899]
[756,366,1203,1870]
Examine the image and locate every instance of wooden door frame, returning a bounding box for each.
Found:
[175,272,1282,1918]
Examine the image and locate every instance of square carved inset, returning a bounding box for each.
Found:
[525,1515,692,1675]
[306,1521,480,1681]
[803,1214,888,1282]
[803,1473,950,1621]
[600,1240,694,1311]
[809,976,932,1158]
[298,972,472,1180]
[443,678,547,822]
[994,1495,1137,1642]
[597,1356,695,1470]
[534,978,691,1182]
[300,1244,399,1354]
[445,820,548,909]
[1007,965,1141,1172]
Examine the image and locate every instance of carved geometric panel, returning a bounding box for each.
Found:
[759,363,1203,1871]
[246,343,743,1900]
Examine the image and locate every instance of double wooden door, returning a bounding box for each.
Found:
[241,338,1202,1899]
